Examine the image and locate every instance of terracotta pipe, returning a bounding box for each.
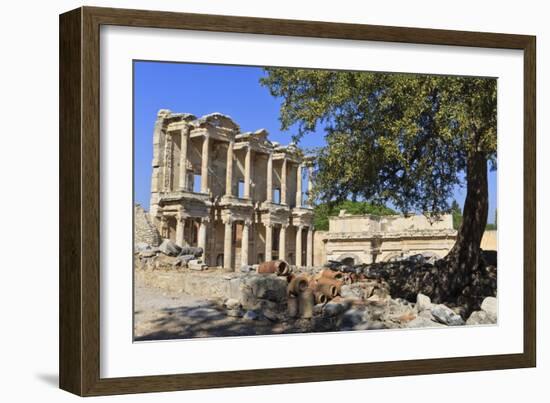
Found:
[317,277,343,288]
[257,260,289,275]
[320,269,343,280]
[298,289,314,318]
[314,291,328,304]
[288,275,309,295]
[316,283,337,298]
[287,296,299,318]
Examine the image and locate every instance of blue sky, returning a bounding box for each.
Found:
[133,61,497,224]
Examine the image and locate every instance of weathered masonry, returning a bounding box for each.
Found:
[314,212,457,266]
[149,110,315,270]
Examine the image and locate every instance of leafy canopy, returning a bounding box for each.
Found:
[261,69,497,215]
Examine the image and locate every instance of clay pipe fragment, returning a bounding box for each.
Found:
[316,283,337,298]
[298,289,314,318]
[314,291,328,304]
[257,260,289,275]
[320,269,343,280]
[288,275,309,296]
[317,276,343,290]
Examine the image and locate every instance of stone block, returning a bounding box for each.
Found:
[188,259,207,271]
[431,304,465,326]
[159,239,181,256]
[481,296,498,322]
[466,310,496,325]
[243,274,288,303]
[416,293,432,312]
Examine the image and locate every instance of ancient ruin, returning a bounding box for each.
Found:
[315,212,457,266]
[133,111,497,341]
[146,110,459,271]
[148,110,315,271]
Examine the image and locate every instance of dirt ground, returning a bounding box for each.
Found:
[134,278,307,341]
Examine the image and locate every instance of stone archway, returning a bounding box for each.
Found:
[337,253,362,266]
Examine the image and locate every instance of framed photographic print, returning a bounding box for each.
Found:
[59,6,536,396]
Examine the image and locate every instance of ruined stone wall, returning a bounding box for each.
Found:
[134,204,161,247]
[377,238,455,261]
[324,239,373,265]
[380,214,453,232]
[329,213,454,233]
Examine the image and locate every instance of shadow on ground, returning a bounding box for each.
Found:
[134,301,313,341]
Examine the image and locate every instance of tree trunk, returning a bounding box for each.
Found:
[444,150,489,297]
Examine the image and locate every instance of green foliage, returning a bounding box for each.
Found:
[260,69,497,216]
[313,201,396,231]
[450,199,463,230]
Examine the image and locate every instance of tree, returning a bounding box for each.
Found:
[261,69,496,299]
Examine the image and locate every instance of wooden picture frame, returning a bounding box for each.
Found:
[59,6,536,396]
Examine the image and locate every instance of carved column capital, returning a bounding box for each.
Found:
[176,211,188,222]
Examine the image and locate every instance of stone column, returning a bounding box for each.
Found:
[295,225,303,267]
[306,226,313,267]
[279,224,287,262]
[225,140,234,197]
[265,223,273,261]
[266,153,273,203]
[244,147,252,199]
[149,115,165,218]
[163,134,173,191]
[241,220,250,267]
[198,218,208,262]
[160,216,169,239]
[200,134,210,193]
[151,115,164,193]
[307,165,314,206]
[175,214,186,247]
[223,218,233,270]
[178,127,189,191]
[296,163,303,207]
[281,158,287,205]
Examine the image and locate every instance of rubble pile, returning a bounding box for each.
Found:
[136,239,207,271]
[135,240,498,335]
[355,252,497,317]
[234,255,497,330]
